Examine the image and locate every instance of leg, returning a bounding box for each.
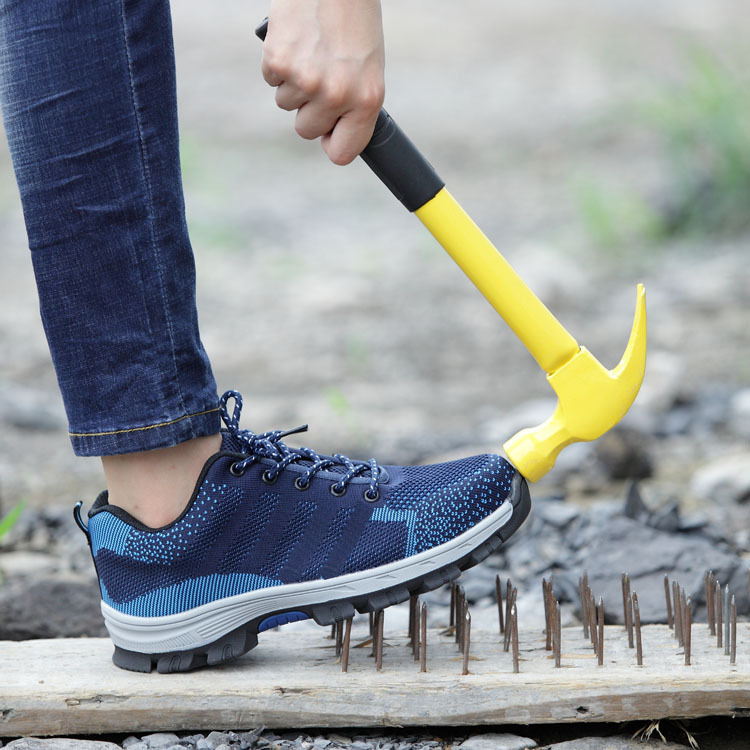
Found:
[0,0,220,523]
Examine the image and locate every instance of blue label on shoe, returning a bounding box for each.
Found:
[258,610,310,633]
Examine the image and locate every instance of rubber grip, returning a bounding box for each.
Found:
[254,18,445,212]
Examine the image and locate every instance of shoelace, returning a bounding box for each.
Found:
[219,390,381,501]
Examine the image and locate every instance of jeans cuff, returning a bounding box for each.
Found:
[69,406,221,456]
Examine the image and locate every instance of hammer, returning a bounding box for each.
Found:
[256,22,647,482]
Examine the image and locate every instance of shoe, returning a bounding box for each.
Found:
[76,390,530,673]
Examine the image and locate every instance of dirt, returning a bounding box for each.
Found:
[0,1,747,531]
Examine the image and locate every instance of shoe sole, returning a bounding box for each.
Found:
[108,472,531,673]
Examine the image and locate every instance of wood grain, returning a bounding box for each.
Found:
[2,624,749,736]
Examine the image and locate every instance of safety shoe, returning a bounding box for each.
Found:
[76,390,530,672]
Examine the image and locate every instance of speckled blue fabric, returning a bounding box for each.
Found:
[87,392,517,618]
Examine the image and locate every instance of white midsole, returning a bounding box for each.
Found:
[102,499,514,654]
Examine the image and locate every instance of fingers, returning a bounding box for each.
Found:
[319,98,382,165]
[274,81,309,113]
[260,0,385,165]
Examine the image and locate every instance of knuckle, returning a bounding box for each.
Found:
[358,82,385,113]
[294,121,316,141]
[320,78,350,110]
[296,69,323,96]
[261,50,290,81]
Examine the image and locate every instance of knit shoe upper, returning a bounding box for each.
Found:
[82,390,528,670]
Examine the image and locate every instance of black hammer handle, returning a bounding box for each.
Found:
[255,18,444,212]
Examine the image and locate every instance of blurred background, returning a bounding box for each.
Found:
[0,1,748,630]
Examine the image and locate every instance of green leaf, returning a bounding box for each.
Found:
[0,501,25,541]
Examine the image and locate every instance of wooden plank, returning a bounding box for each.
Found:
[2,623,749,737]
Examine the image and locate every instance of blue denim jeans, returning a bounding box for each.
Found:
[0,0,220,456]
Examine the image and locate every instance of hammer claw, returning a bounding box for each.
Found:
[503,284,647,481]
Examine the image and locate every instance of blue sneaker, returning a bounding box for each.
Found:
[76,390,530,672]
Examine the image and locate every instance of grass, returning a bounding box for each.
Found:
[0,500,24,543]
[644,47,750,238]
[578,47,750,251]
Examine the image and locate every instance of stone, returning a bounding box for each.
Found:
[458,734,536,750]
[536,500,579,529]
[122,738,142,749]
[4,740,121,750]
[456,735,533,750]
[632,350,685,415]
[0,550,61,578]
[556,514,747,623]
[544,738,686,749]
[691,452,750,504]
[0,574,106,639]
[593,427,653,480]
[141,736,182,750]
[729,388,750,440]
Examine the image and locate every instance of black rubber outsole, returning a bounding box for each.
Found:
[112,473,531,673]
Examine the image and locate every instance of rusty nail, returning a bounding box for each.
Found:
[449,581,456,628]
[708,571,716,635]
[455,585,463,646]
[504,586,517,652]
[680,586,692,648]
[496,574,504,634]
[589,591,598,655]
[543,579,552,651]
[409,595,419,660]
[504,578,514,648]
[664,574,674,630]
[597,597,605,667]
[621,573,630,631]
[460,597,469,654]
[724,584,731,657]
[673,581,683,646]
[716,580,723,649]
[625,593,634,649]
[375,609,384,671]
[420,602,428,673]
[578,577,589,639]
[369,610,375,637]
[413,606,421,663]
[408,595,417,645]
[335,619,344,657]
[554,601,562,668]
[461,611,471,676]
[633,592,643,666]
[705,571,713,634]
[330,623,336,640]
[511,603,520,673]
[684,596,692,666]
[341,617,352,672]
[731,595,737,666]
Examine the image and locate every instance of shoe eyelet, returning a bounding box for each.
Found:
[230,462,246,477]
[294,477,310,491]
[364,488,379,503]
[262,469,278,485]
[330,483,347,497]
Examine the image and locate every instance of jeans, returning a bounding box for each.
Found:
[0,0,220,456]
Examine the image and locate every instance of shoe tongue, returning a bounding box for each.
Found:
[220,430,246,454]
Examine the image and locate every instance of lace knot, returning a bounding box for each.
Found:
[219,390,380,499]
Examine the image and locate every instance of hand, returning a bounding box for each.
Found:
[262,0,385,165]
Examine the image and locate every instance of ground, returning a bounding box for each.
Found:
[0,1,749,743]
[1,0,747,513]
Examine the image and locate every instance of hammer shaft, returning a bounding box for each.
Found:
[416,188,579,374]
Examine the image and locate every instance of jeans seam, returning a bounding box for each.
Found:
[116,0,188,422]
[68,406,220,437]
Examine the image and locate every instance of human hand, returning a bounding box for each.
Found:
[262,0,385,165]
